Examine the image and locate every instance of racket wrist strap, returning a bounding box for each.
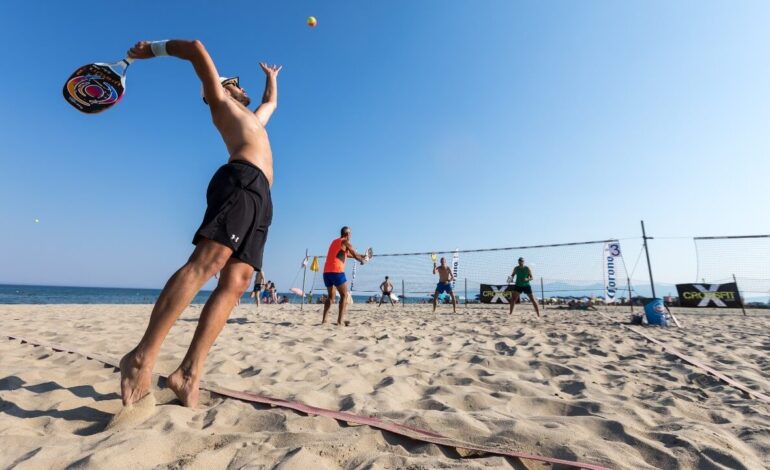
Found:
[150,40,169,57]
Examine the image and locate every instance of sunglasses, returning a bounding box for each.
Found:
[221,77,241,89]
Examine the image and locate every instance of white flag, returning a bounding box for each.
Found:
[451,249,460,289]
[604,241,622,303]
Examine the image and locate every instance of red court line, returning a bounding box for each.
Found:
[596,313,770,404]
[5,334,612,470]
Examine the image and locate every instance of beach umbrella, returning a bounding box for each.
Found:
[290,287,304,296]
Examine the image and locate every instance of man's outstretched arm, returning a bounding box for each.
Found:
[255,63,282,125]
[127,39,225,107]
[343,240,366,263]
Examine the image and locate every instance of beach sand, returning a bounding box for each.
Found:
[1,303,768,469]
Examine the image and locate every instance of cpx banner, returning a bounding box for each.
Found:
[479,284,515,304]
[603,241,622,303]
[676,283,741,308]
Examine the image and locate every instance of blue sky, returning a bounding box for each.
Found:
[1,1,768,292]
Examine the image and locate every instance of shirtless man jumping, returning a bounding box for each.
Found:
[119,39,281,408]
[432,257,457,313]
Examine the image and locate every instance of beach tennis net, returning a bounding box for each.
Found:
[306,239,632,301]
[694,235,770,301]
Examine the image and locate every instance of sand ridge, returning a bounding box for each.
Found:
[1,304,768,469]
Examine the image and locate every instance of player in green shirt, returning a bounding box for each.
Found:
[509,257,541,317]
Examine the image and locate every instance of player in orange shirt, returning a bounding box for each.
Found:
[322,226,368,326]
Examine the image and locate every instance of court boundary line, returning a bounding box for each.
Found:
[4,334,612,470]
[596,312,770,404]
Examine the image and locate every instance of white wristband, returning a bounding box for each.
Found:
[150,40,169,57]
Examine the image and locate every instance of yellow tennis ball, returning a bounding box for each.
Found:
[307,16,317,27]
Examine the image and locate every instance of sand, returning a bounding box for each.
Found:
[1,303,768,469]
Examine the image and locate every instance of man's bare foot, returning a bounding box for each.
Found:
[167,367,200,408]
[119,349,154,406]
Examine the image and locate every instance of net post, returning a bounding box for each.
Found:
[464,278,468,307]
[401,280,405,308]
[300,249,308,311]
[641,220,657,298]
[733,274,747,316]
[627,277,633,313]
[540,277,545,311]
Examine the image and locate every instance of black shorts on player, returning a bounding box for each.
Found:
[513,285,533,295]
[193,159,272,270]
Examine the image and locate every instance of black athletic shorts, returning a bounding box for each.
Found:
[513,285,533,295]
[193,160,272,270]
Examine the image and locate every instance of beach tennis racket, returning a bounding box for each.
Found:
[63,57,134,113]
[431,252,437,263]
[363,247,374,263]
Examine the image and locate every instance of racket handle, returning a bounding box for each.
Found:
[124,57,135,65]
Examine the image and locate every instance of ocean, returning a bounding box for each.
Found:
[1,284,213,305]
[0,284,414,305]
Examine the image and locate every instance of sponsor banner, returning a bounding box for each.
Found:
[479,284,516,304]
[452,250,460,289]
[603,241,622,304]
[676,283,741,308]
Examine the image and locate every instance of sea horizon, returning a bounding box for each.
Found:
[0,283,410,305]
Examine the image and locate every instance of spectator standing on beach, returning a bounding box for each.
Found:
[249,271,265,306]
[261,281,272,304]
[269,281,278,304]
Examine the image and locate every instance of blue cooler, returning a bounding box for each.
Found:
[644,298,669,326]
